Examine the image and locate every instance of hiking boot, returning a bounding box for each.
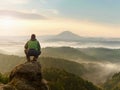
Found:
[32,57,37,61]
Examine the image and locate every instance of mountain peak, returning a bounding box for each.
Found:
[57,31,80,37]
[42,31,81,41]
[58,31,79,36]
[60,31,74,34]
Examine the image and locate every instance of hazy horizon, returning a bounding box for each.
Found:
[0,31,120,39]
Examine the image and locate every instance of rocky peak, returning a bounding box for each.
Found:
[0,61,49,90]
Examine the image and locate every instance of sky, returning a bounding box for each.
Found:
[0,0,120,37]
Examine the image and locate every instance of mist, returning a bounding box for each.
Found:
[79,61,120,84]
[0,35,120,85]
[1,36,120,56]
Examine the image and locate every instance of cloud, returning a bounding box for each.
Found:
[0,0,30,4]
[0,10,46,20]
[39,0,48,4]
[38,8,59,16]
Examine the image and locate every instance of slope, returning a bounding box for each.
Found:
[43,68,102,90]
[103,72,120,90]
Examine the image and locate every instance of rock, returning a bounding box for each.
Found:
[0,61,49,90]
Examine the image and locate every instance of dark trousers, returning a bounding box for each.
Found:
[24,49,41,61]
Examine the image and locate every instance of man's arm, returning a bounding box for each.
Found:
[37,41,41,51]
[24,41,29,50]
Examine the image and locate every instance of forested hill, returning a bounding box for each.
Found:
[0,67,102,90]
[43,68,102,90]
[0,53,102,90]
[41,47,120,62]
[0,54,24,73]
[103,72,120,90]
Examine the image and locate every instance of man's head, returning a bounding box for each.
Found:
[31,34,36,40]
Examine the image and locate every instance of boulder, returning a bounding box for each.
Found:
[0,61,49,90]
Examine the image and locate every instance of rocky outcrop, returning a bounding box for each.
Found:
[0,61,49,90]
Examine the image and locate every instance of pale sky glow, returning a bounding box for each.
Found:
[0,0,120,37]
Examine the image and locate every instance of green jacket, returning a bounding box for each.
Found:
[25,39,41,51]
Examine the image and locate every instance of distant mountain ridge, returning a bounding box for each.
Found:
[55,31,81,40]
[40,31,81,42]
[39,31,120,43]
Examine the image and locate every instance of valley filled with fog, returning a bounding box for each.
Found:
[0,31,120,85]
[1,34,120,56]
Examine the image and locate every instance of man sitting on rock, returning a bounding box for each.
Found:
[24,34,41,62]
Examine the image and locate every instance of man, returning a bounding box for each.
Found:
[24,34,41,62]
